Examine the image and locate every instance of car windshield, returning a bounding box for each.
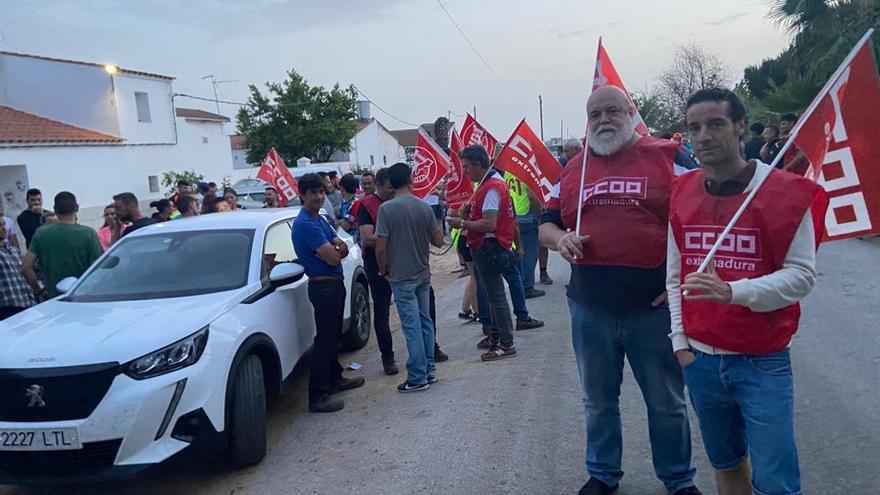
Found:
[67,229,254,302]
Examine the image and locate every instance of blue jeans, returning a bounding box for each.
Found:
[568,298,695,492]
[391,278,436,385]
[683,349,800,495]
[477,247,529,334]
[517,217,539,291]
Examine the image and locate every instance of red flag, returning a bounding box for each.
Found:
[592,38,649,135]
[412,128,451,199]
[790,34,880,241]
[446,130,472,210]
[460,113,499,157]
[494,119,562,203]
[256,147,298,206]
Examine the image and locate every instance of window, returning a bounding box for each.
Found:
[202,137,209,144]
[370,155,375,166]
[135,92,151,123]
[383,155,387,165]
[68,230,254,302]
[148,175,159,193]
[262,221,296,278]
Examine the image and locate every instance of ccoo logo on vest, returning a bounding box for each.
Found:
[681,225,763,272]
[582,176,647,206]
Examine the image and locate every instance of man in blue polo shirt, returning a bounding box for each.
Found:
[293,173,365,413]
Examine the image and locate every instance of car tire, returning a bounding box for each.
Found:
[225,354,267,468]
[340,280,370,351]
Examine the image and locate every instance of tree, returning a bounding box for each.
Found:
[632,89,679,136]
[236,69,358,165]
[655,43,732,128]
[743,1,880,112]
[162,170,203,197]
[433,117,451,152]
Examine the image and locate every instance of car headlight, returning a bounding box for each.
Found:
[124,327,209,380]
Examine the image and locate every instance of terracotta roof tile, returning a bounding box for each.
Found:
[229,134,248,150]
[0,106,124,144]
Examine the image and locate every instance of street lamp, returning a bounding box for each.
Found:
[104,64,118,75]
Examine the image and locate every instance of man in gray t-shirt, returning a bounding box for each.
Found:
[376,163,444,392]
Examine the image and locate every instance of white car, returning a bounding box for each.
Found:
[0,209,371,484]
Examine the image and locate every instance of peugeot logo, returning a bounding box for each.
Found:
[25,384,46,408]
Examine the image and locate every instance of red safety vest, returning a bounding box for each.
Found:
[359,193,383,225]
[557,136,677,268]
[670,167,828,354]
[467,175,515,250]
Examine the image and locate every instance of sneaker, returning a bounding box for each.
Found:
[382,358,399,376]
[434,348,449,362]
[477,336,494,349]
[458,310,475,320]
[332,376,365,394]
[397,381,430,393]
[540,270,554,285]
[671,487,703,495]
[309,395,344,413]
[578,478,618,495]
[524,288,546,299]
[516,317,545,330]
[427,375,438,384]
[481,345,517,362]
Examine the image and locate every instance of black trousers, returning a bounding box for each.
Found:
[367,271,394,360]
[430,287,441,351]
[307,279,345,400]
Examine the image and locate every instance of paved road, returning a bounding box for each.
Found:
[2,239,879,494]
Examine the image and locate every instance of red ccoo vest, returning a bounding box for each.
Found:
[558,136,677,268]
[670,167,828,354]
[467,174,516,250]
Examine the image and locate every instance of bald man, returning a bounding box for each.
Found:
[539,86,700,495]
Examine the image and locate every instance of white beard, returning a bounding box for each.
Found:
[588,117,637,156]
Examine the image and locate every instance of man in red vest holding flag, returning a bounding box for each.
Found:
[668,88,827,495]
[447,145,520,361]
[539,86,699,495]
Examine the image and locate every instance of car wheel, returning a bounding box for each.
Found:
[340,280,370,351]
[225,354,267,468]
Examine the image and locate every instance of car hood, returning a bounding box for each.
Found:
[0,291,244,369]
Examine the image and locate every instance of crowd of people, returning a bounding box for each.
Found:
[0,85,823,494]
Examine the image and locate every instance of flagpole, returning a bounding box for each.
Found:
[574,37,604,238]
[692,28,874,275]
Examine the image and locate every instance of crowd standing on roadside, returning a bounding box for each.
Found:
[0,87,828,494]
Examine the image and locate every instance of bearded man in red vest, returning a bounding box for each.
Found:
[539,86,700,495]
[669,88,827,495]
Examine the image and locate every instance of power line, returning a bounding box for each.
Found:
[434,0,530,105]
[353,86,421,127]
[177,89,424,129]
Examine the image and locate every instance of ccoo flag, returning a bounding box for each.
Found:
[446,129,473,210]
[494,119,562,203]
[460,113,499,158]
[256,147,298,206]
[412,128,451,199]
[593,38,648,135]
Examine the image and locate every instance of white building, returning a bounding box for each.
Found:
[330,118,407,169]
[0,51,234,228]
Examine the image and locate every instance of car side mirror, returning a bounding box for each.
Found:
[56,277,78,294]
[268,263,305,287]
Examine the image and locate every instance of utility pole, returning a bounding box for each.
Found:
[473,105,477,118]
[538,94,544,140]
[560,120,564,150]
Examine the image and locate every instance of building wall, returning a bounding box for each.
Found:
[348,121,406,169]
[0,53,120,136]
[113,75,176,144]
[0,118,233,229]
[232,149,253,169]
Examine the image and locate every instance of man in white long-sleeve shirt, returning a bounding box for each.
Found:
[668,88,828,495]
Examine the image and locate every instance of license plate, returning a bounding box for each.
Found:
[0,428,81,451]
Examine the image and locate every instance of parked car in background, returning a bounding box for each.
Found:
[0,210,371,484]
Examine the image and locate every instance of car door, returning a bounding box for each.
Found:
[253,220,315,378]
